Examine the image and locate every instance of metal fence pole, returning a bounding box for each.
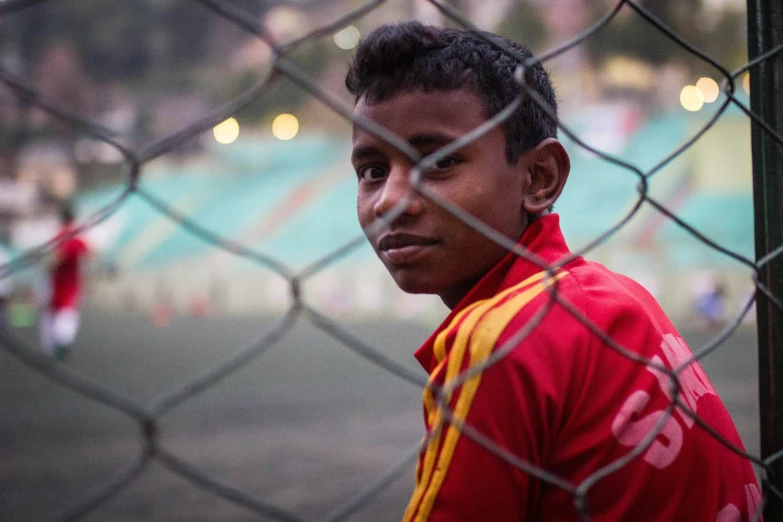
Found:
[747,0,783,518]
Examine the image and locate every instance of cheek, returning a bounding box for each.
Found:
[458,190,524,243]
[466,185,515,225]
[481,173,524,229]
[356,193,370,224]
[357,193,378,237]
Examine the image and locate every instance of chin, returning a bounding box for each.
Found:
[390,271,444,296]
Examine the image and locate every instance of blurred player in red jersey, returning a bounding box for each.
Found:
[0,241,12,327]
[40,203,90,361]
[346,22,761,521]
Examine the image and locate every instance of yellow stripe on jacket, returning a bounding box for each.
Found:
[405,270,567,521]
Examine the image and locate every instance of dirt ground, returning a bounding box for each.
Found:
[0,310,761,521]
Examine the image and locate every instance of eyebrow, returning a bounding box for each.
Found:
[351,145,382,164]
[408,133,457,149]
[351,133,460,164]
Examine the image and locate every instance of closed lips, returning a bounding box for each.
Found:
[378,234,438,250]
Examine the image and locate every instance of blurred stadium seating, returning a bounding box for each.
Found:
[77,105,754,322]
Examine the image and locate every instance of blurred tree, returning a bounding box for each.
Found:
[9,0,265,86]
[0,0,273,148]
[33,41,94,117]
[585,0,747,74]
[585,0,696,67]
[494,2,548,53]
[16,2,154,81]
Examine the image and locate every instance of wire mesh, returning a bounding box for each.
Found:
[0,0,781,520]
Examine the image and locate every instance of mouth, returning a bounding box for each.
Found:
[377,233,439,264]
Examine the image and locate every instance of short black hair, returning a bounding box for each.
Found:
[345,21,558,163]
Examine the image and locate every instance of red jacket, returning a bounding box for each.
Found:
[406,214,759,521]
[51,228,90,310]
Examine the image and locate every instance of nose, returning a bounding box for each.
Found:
[374,165,425,219]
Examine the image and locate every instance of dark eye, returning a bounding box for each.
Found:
[357,165,388,182]
[427,156,460,172]
[436,157,457,169]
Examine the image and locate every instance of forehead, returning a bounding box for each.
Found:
[352,88,489,144]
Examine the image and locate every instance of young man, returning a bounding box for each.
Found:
[346,22,760,521]
[40,203,90,360]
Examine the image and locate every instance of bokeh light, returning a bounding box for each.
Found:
[213,117,239,144]
[680,85,704,112]
[334,25,361,50]
[272,113,299,140]
[696,77,719,103]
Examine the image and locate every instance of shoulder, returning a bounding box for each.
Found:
[438,259,670,371]
[515,259,669,340]
[431,269,574,381]
[452,270,575,354]
[562,259,672,341]
[474,259,674,386]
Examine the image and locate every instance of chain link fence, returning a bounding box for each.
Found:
[0,0,781,520]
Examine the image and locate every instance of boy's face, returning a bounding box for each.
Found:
[352,88,530,308]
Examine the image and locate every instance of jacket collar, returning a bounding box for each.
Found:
[413,213,574,373]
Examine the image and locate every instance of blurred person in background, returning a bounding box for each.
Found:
[0,241,12,327]
[40,202,90,360]
[690,271,729,331]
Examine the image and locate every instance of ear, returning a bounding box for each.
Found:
[521,138,570,216]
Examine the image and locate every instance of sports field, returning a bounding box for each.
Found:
[0,311,760,521]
